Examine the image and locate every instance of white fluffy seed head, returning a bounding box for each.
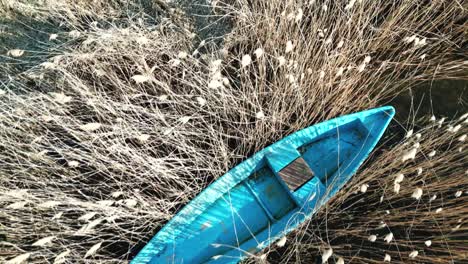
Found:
[178,51,188,59]
[295,8,303,22]
[49,34,58,41]
[337,40,344,49]
[405,129,414,138]
[368,234,377,242]
[171,59,181,67]
[336,67,344,77]
[458,134,467,142]
[319,70,325,79]
[256,111,265,119]
[411,187,423,200]
[336,257,344,264]
[7,49,25,57]
[131,74,151,83]
[179,116,190,124]
[137,134,151,143]
[395,173,405,184]
[196,97,207,106]
[378,222,387,229]
[345,0,357,10]
[277,56,286,66]
[384,232,393,243]
[84,242,102,258]
[417,167,423,175]
[7,201,27,209]
[68,160,79,168]
[437,117,446,126]
[78,212,97,222]
[50,93,72,104]
[241,54,251,68]
[80,123,102,132]
[32,236,56,246]
[419,38,427,46]
[435,207,443,213]
[53,250,70,264]
[384,253,391,262]
[322,4,328,12]
[428,150,436,157]
[78,218,103,234]
[6,253,31,264]
[357,63,366,73]
[285,41,294,53]
[321,248,333,263]
[403,35,417,44]
[455,190,462,198]
[397,145,413,159]
[211,59,222,71]
[360,184,369,193]
[364,55,371,64]
[425,240,432,247]
[52,212,63,220]
[124,199,138,207]
[254,48,264,58]
[394,183,401,194]
[208,79,223,89]
[409,250,418,259]
[276,236,287,247]
[136,36,149,45]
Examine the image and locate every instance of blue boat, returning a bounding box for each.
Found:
[132,106,395,264]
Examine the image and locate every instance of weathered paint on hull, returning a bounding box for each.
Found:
[132,106,395,264]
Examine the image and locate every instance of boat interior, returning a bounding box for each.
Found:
[152,110,390,263]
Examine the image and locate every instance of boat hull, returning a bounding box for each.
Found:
[132,106,395,264]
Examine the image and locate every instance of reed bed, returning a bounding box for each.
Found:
[254,116,468,263]
[0,0,467,263]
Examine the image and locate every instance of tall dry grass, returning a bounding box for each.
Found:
[0,0,467,263]
[254,116,467,263]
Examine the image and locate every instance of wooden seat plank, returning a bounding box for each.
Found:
[278,157,315,191]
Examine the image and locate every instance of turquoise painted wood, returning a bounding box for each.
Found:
[132,106,395,264]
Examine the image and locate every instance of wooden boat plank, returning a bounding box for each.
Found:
[278,157,315,190]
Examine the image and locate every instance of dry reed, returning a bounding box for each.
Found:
[0,0,466,263]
